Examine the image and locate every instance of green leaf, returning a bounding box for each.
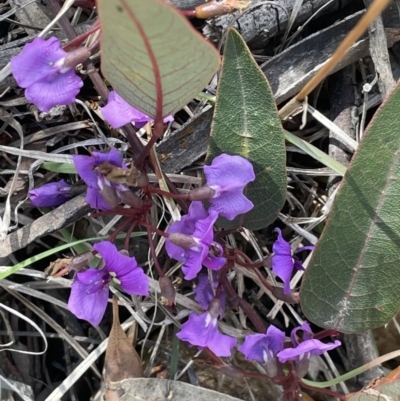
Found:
[284,131,346,176]
[207,28,286,230]
[42,162,76,174]
[300,83,400,333]
[97,0,220,118]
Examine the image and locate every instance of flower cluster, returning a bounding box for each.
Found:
[68,241,148,326]
[239,322,340,378]
[166,153,255,281]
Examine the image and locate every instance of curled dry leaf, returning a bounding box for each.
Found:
[104,298,143,401]
[97,162,149,187]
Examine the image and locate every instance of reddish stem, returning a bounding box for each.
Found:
[124,220,138,251]
[218,270,266,333]
[107,217,135,243]
[137,220,169,238]
[145,216,164,277]
[147,186,189,199]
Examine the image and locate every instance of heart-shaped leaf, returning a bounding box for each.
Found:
[300,82,400,333]
[207,28,286,230]
[97,0,220,119]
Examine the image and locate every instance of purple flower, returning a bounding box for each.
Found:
[68,241,148,326]
[203,154,255,220]
[272,228,314,294]
[194,273,226,311]
[176,299,236,357]
[238,325,285,363]
[73,149,129,210]
[101,91,174,129]
[29,179,72,207]
[277,339,341,363]
[277,322,341,377]
[166,202,226,280]
[11,37,83,112]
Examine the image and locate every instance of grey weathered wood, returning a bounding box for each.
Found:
[156,106,213,173]
[364,0,395,96]
[0,195,90,258]
[203,0,352,48]
[164,0,204,10]
[261,7,400,105]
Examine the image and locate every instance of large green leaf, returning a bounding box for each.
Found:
[300,83,400,333]
[207,29,286,230]
[97,0,220,119]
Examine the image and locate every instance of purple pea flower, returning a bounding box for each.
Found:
[101,91,174,129]
[166,201,226,280]
[194,273,226,311]
[277,322,341,377]
[68,241,148,326]
[29,179,72,207]
[238,325,285,376]
[73,149,132,210]
[203,154,255,220]
[272,228,314,294]
[176,298,236,357]
[11,37,84,112]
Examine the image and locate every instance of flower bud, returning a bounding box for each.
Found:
[271,287,299,304]
[118,189,144,209]
[63,47,91,70]
[29,179,73,207]
[207,298,221,319]
[159,276,176,306]
[188,186,215,201]
[168,233,197,249]
[69,252,94,271]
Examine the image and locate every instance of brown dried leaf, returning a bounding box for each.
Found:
[104,298,142,401]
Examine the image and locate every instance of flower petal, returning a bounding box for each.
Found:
[238,325,285,363]
[176,312,236,357]
[101,91,151,128]
[204,154,255,194]
[278,339,341,363]
[93,241,149,296]
[25,69,83,112]
[209,191,254,220]
[194,275,215,310]
[68,278,109,326]
[290,322,313,346]
[181,246,207,280]
[11,37,66,88]
[86,187,113,210]
[272,228,292,256]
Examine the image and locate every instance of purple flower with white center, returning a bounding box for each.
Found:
[277,322,341,377]
[73,149,128,210]
[238,325,285,376]
[11,37,84,112]
[176,298,236,357]
[272,228,314,294]
[194,273,226,311]
[166,201,226,280]
[29,179,72,207]
[203,154,255,220]
[101,91,174,129]
[68,241,148,326]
